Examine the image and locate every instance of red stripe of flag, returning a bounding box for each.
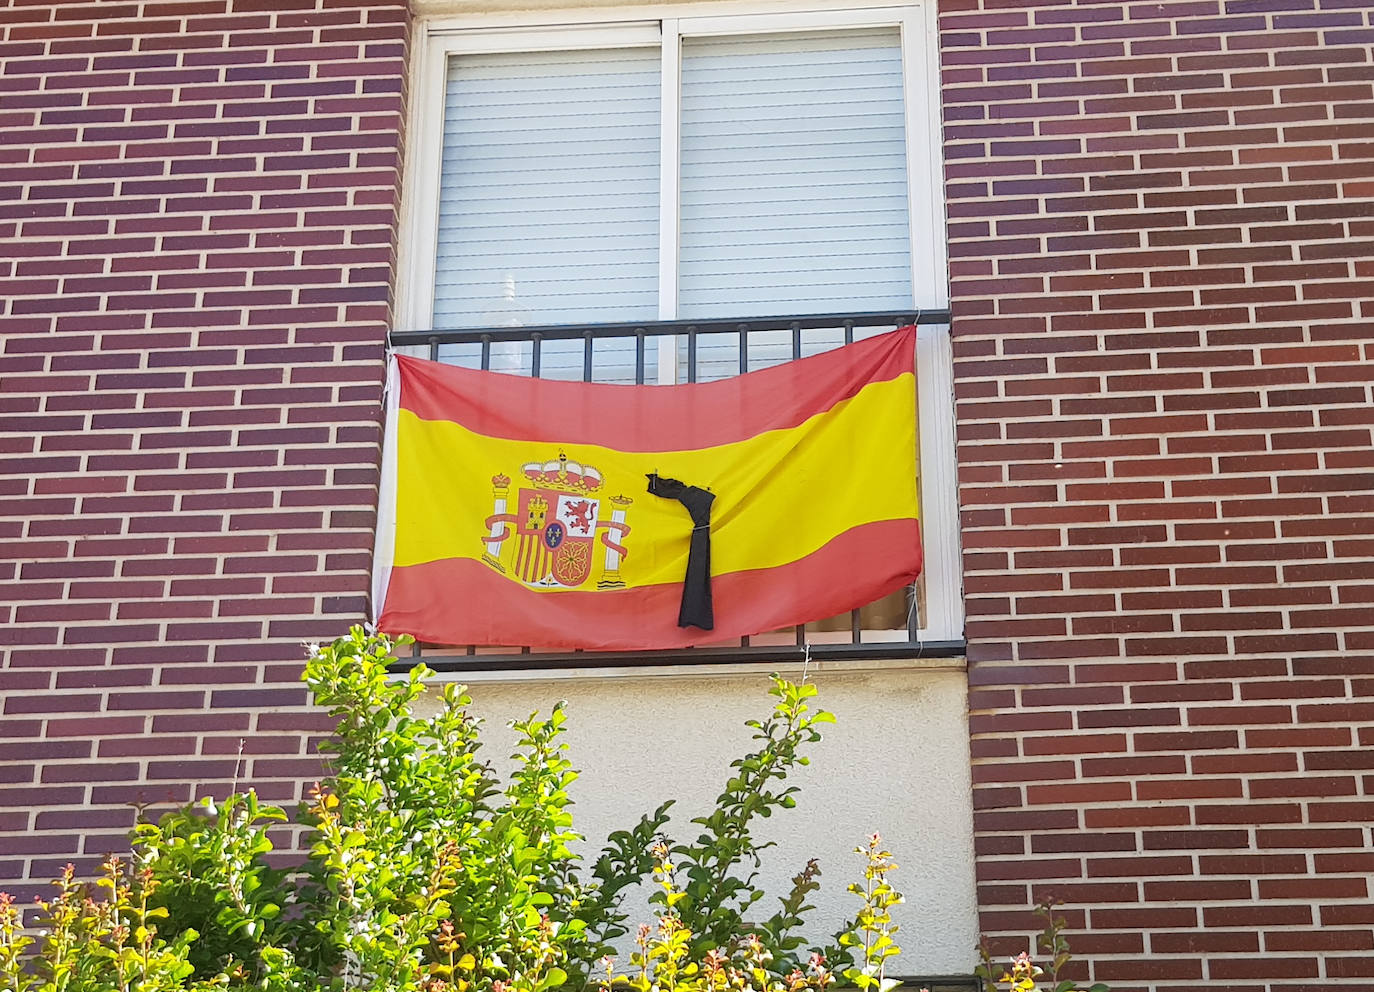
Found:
[378,517,921,652]
[396,325,915,453]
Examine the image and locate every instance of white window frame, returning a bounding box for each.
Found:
[396,0,963,645]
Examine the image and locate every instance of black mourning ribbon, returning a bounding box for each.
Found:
[646,473,715,631]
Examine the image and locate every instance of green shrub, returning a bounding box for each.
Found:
[0,859,223,992]
[597,833,902,992]
[0,626,909,992]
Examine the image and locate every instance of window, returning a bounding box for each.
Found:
[396,2,962,652]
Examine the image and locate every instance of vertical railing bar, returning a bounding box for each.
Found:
[791,320,801,360]
[906,311,921,645]
[428,335,439,362]
[843,318,854,346]
[794,624,805,647]
[687,326,697,384]
[741,634,750,647]
[583,332,593,383]
[850,608,861,645]
[635,330,646,385]
[480,334,491,371]
[531,332,542,378]
[738,323,748,375]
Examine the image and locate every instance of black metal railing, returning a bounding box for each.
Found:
[389,310,953,382]
[387,310,964,675]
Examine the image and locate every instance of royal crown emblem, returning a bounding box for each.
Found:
[480,450,632,590]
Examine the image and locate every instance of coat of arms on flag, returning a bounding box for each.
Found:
[480,453,632,590]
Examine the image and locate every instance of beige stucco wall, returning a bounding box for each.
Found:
[419,661,977,975]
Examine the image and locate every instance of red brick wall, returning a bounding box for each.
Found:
[943,1,1374,990]
[0,0,407,901]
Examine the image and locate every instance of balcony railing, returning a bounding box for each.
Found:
[388,310,964,675]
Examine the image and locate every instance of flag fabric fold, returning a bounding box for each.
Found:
[372,325,922,652]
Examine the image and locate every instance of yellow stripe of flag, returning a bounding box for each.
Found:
[394,370,918,591]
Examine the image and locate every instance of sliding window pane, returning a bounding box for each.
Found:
[434,47,661,328]
[678,28,913,319]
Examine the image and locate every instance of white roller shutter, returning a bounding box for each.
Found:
[677,28,913,319]
[433,47,661,329]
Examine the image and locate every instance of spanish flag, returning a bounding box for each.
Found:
[372,326,922,651]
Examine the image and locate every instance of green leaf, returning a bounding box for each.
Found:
[537,966,568,991]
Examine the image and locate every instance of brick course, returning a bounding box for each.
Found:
[0,0,407,898]
[944,1,1374,989]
